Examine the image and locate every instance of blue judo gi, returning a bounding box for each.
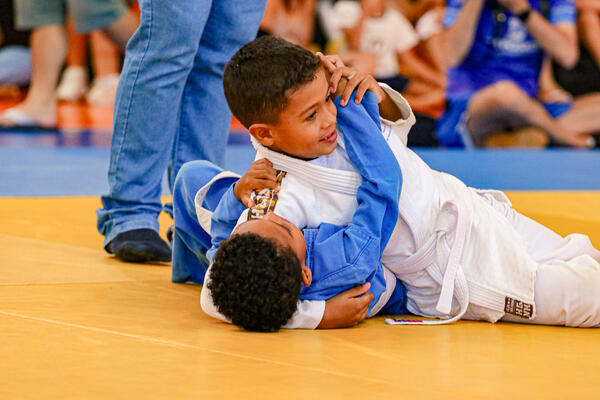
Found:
[172,91,407,316]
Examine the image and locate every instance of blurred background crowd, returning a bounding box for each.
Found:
[0,0,599,148]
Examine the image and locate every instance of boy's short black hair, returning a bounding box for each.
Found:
[223,35,322,128]
[208,232,303,332]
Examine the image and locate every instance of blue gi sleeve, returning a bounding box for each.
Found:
[300,91,405,315]
[334,90,402,254]
[206,184,246,263]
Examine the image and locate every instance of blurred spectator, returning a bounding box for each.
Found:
[551,0,600,96]
[56,17,122,107]
[259,0,317,48]
[437,0,596,148]
[0,0,31,92]
[393,0,447,146]
[0,0,138,128]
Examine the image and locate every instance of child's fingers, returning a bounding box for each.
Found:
[240,193,251,208]
[251,158,274,169]
[249,168,277,180]
[326,54,345,68]
[354,79,372,104]
[345,282,371,299]
[316,52,336,72]
[329,68,344,93]
[250,177,279,190]
[341,73,364,106]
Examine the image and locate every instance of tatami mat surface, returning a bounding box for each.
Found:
[1,194,599,399]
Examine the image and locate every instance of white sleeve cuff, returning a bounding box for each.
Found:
[283,300,326,329]
[378,82,416,146]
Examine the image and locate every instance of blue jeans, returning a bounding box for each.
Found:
[97,0,266,246]
[171,161,237,284]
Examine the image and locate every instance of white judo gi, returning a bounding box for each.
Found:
[201,84,600,328]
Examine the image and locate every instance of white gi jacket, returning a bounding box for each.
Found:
[230,84,541,326]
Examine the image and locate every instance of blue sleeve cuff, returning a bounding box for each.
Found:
[214,185,246,224]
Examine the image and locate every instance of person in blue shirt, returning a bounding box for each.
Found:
[436,0,597,148]
[171,70,409,332]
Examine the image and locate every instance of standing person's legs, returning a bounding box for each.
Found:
[68,0,135,50]
[86,31,121,107]
[56,18,89,102]
[167,0,267,191]
[97,0,213,261]
[0,0,67,127]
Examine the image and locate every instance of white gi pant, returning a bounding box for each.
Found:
[470,191,600,328]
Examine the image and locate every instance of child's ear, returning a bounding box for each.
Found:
[301,265,312,287]
[248,123,275,147]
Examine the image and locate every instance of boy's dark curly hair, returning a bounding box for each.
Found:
[223,35,322,128]
[208,232,303,332]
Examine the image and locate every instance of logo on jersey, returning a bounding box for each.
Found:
[492,17,538,54]
[247,170,287,220]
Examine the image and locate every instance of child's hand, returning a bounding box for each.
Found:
[318,283,374,329]
[234,159,278,207]
[329,66,385,107]
[316,52,346,73]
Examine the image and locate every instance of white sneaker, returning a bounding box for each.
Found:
[57,66,88,101]
[86,73,120,107]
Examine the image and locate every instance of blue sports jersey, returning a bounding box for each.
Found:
[443,0,575,99]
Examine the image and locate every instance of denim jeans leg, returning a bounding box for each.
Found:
[171,160,237,283]
[97,0,213,246]
[167,0,267,192]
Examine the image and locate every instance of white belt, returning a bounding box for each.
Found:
[386,201,470,326]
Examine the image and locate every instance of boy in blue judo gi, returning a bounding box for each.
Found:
[172,86,409,331]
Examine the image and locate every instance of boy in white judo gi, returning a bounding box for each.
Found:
[172,74,410,330]
[198,36,600,331]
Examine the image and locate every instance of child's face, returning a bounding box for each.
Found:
[233,212,312,286]
[250,67,339,159]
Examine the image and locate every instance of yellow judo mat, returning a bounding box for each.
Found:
[1,193,599,399]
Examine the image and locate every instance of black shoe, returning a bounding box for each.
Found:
[106,228,171,263]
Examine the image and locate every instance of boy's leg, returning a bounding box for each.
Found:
[476,188,600,263]
[482,191,600,326]
[172,161,237,284]
[501,255,600,327]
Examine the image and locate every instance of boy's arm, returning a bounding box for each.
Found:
[199,163,343,329]
[335,89,402,246]
[300,91,404,317]
[378,83,416,146]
